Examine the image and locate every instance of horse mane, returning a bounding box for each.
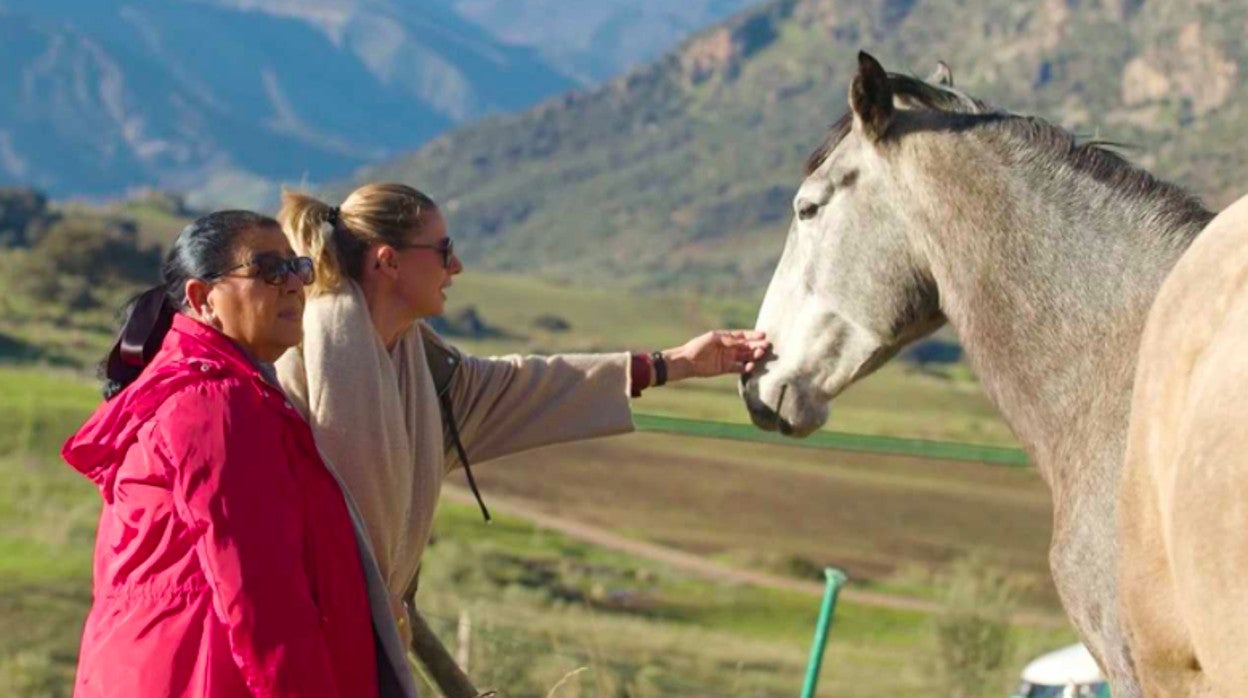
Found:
[804,72,1214,233]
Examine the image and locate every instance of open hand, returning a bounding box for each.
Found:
[662,330,770,382]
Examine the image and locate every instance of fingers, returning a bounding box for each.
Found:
[718,336,770,377]
[713,329,767,341]
[712,333,770,351]
[727,343,766,357]
[726,341,769,359]
[672,330,772,379]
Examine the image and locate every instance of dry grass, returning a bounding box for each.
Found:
[452,431,1059,609]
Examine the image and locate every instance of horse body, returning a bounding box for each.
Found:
[741,52,1214,696]
[1119,194,1248,696]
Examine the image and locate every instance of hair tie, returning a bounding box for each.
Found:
[326,206,341,227]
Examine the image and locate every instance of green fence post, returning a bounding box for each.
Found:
[800,568,848,698]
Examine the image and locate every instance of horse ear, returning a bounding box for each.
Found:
[929,61,953,87]
[849,51,894,141]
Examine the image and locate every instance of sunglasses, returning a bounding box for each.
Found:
[208,254,316,286]
[396,237,455,269]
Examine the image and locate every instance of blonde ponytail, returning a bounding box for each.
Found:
[278,183,439,296]
[278,190,350,296]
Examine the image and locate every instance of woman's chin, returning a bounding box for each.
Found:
[274,327,303,352]
[416,299,445,319]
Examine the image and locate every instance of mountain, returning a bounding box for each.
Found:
[0,0,772,203]
[445,0,765,84]
[0,0,573,201]
[352,0,1248,293]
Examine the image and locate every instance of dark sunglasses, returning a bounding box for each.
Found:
[396,237,455,269]
[208,254,316,286]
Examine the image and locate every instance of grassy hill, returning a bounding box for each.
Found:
[354,0,1248,292]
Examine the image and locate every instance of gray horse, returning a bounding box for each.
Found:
[740,52,1215,697]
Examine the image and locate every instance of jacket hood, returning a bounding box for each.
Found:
[62,315,256,502]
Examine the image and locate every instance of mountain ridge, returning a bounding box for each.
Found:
[0,0,767,202]
[349,0,1247,292]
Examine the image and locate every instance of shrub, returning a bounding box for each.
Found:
[532,314,571,332]
[0,188,56,249]
[929,553,1021,698]
[5,216,160,310]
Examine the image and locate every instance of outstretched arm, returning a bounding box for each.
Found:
[432,328,769,468]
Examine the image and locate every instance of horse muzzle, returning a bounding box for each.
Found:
[740,373,796,435]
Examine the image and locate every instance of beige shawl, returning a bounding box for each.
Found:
[276,280,634,625]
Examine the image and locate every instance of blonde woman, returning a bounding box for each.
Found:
[274,182,767,672]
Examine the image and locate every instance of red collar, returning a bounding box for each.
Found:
[165,313,271,383]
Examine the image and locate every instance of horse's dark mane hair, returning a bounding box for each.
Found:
[804,72,1214,231]
[986,117,1214,231]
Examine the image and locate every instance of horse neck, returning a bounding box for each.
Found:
[908,134,1209,491]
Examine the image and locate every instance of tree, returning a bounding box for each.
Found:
[0,188,53,248]
[6,215,161,310]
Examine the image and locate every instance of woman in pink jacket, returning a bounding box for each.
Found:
[63,211,380,697]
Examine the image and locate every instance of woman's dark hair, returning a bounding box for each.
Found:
[100,210,279,399]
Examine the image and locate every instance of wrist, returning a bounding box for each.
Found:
[660,348,692,383]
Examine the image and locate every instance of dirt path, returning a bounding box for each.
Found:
[443,485,1066,629]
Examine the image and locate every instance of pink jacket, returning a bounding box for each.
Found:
[63,314,377,698]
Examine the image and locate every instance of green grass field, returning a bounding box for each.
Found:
[0,276,1072,696]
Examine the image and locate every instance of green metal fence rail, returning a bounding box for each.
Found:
[632,413,1030,467]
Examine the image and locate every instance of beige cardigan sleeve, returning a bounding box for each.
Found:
[442,347,636,470]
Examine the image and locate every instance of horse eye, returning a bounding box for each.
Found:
[797,200,820,221]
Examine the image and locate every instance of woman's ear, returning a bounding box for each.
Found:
[374,245,400,277]
[184,278,216,323]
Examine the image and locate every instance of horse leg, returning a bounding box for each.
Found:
[1049,510,1142,698]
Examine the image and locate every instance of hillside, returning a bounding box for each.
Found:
[0,0,571,202]
[354,0,1248,292]
[448,0,764,83]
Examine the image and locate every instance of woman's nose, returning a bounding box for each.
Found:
[449,254,464,275]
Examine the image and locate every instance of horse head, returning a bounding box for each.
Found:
[741,52,972,436]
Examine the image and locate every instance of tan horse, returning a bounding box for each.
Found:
[1119,193,1248,696]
